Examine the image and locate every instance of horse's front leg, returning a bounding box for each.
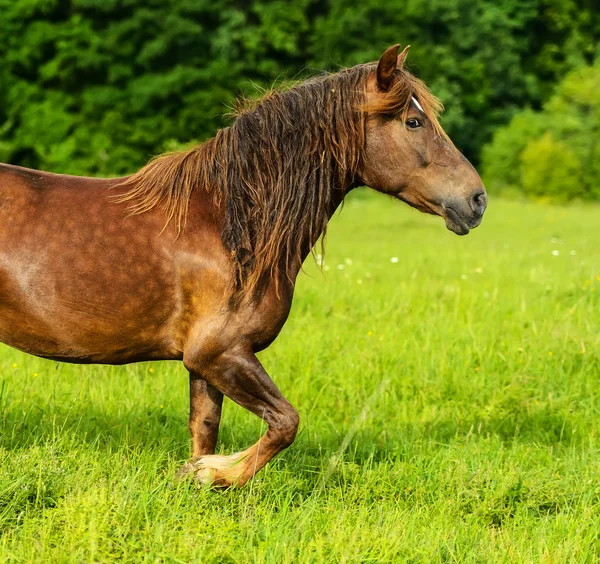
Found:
[175,374,223,479]
[188,375,223,457]
[179,344,299,488]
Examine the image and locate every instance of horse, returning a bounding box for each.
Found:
[0,44,487,487]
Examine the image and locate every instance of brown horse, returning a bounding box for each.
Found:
[0,45,486,487]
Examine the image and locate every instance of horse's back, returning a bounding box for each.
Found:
[0,162,119,184]
[0,162,121,200]
[0,163,123,226]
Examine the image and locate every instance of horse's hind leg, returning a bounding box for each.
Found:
[179,345,299,488]
[188,375,223,457]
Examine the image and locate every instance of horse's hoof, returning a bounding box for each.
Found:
[174,459,199,482]
[173,458,232,488]
[195,466,220,487]
[175,453,248,488]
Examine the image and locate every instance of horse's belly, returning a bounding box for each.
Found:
[0,290,180,364]
[0,301,181,364]
[0,246,181,364]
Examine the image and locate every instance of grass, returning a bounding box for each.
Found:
[1,192,599,562]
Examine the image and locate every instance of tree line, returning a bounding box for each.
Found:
[0,0,597,192]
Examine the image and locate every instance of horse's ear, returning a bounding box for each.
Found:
[376,44,400,91]
[397,44,411,69]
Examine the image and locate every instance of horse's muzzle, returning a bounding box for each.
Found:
[443,188,487,236]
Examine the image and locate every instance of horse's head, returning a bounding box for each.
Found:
[358,44,487,235]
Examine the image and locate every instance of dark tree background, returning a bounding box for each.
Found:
[0,0,597,176]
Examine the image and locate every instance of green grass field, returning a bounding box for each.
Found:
[0,193,599,562]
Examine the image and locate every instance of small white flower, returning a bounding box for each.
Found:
[552,250,560,256]
[390,257,399,263]
[337,264,344,270]
[345,258,353,265]
[460,274,467,280]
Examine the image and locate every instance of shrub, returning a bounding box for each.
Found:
[482,62,600,201]
[520,133,585,201]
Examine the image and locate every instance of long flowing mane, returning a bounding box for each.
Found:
[114,63,445,303]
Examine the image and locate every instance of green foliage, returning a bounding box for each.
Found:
[480,110,550,192]
[482,62,600,200]
[521,133,585,200]
[0,0,598,175]
[0,194,599,560]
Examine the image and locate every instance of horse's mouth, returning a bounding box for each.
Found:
[443,206,472,236]
[394,194,481,236]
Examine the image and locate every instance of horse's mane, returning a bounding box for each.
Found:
[114,63,445,303]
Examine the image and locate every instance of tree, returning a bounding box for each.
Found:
[0,0,597,176]
[482,62,600,200]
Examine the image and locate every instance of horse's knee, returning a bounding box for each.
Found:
[271,407,299,448]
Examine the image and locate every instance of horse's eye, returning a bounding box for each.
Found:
[406,118,422,130]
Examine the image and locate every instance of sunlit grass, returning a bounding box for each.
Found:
[0,192,599,562]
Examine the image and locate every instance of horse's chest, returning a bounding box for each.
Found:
[245,286,294,352]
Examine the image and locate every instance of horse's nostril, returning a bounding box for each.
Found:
[470,189,487,215]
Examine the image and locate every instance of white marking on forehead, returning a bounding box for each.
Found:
[411,96,424,113]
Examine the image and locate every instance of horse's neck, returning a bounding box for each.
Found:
[293,183,351,275]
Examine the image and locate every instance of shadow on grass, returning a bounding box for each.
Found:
[0,403,190,456]
[0,393,581,459]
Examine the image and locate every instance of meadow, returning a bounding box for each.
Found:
[0,193,599,562]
